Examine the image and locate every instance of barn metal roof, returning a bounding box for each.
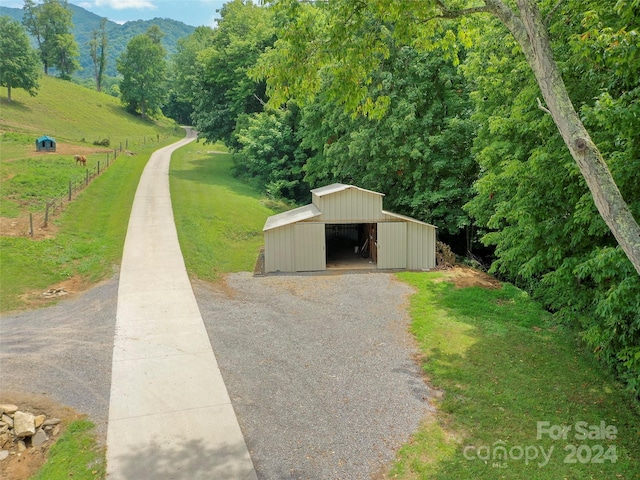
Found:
[382,210,437,228]
[263,204,321,231]
[311,183,384,197]
[36,135,56,142]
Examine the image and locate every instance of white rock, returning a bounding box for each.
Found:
[13,411,36,437]
[0,404,18,415]
[0,450,9,461]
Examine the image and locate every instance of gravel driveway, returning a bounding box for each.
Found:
[1,270,433,479]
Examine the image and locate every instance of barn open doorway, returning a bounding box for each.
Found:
[325,223,377,269]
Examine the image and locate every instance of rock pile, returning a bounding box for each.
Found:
[0,403,61,461]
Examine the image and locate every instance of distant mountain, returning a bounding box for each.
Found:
[0,3,195,79]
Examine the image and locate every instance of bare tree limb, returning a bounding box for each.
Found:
[537,97,551,114]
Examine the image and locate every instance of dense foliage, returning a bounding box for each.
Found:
[168,0,639,395]
[117,26,167,117]
[0,16,40,101]
[22,0,79,78]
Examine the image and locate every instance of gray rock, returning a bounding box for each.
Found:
[0,450,9,461]
[42,418,61,426]
[13,411,35,437]
[32,429,48,447]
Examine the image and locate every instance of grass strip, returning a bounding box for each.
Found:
[169,142,277,280]
[390,272,640,479]
[30,419,105,480]
[0,137,181,312]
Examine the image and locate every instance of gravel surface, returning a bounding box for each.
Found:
[0,275,119,441]
[194,271,434,480]
[0,270,434,478]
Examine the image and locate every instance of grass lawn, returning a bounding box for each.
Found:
[169,141,277,279]
[389,271,640,479]
[30,419,105,480]
[0,137,181,312]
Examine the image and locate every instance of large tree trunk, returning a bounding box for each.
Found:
[485,0,640,275]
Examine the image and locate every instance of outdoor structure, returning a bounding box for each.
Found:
[263,183,437,273]
[35,135,56,152]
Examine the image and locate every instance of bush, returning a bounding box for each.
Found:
[93,138,110,147]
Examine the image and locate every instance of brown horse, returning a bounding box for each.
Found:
[74,155,86,166]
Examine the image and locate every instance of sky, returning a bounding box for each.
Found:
[3,0,228,27]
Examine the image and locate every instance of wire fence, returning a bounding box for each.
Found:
[3,132,175,239]
[27,151,121,238]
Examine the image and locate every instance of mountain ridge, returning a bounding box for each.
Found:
[0,3,195,79]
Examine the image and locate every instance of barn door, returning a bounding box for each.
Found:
[294,223,326,271]
[377,223,407,269]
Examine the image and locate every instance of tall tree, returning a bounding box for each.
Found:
[190,0,276,145]
[258,0,640,276]
[89,17,108,92]
[22,0,79,78]
[0,16,40,102]
[117,26,167,117]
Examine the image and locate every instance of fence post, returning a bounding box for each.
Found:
[120,142,122,152]
[69,180,72,201]
[44,202,49,227]
[114,148,117,159]
[106,154,109,167]
[98,160,100,175]
[29,213,33,238]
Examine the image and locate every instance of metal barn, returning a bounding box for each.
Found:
[35,135,56,152]
[263,183,437,273]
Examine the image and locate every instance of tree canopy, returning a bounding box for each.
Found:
[0,15,40,101]
[22,0,79,78]
[117,26,167,118]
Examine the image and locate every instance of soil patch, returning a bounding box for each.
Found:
[0,216,58,239]
[16,275,95,311]
[436,266,502,289]
[0,391,78,480]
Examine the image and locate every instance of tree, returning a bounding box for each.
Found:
[258,0,640,276]
[190,0,276,145]
[89,17,108,92]
[22,0,79,78]
[117,26,167,117]
[0,16,40,102]
[166,26,215,124]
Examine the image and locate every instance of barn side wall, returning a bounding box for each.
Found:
[406,223,437,270]
[264,224,296,272]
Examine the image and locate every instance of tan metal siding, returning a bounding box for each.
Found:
[406,223,436,270]
[315,189,385,223]
[294,223,326,271]
[264,225,295,272]
[377,223,407,269]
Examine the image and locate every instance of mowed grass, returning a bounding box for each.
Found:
[0,76,177,150]
[0,138,179,312]
[389,272,640,479]
[30,419,105,480]
[169,141,275,279]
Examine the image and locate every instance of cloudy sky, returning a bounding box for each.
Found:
[4,0,228,27]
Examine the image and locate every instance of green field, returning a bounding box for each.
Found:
[389,272,640,479]
[169,141,280,279]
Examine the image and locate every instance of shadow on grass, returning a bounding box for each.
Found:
[396,277,640,479]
